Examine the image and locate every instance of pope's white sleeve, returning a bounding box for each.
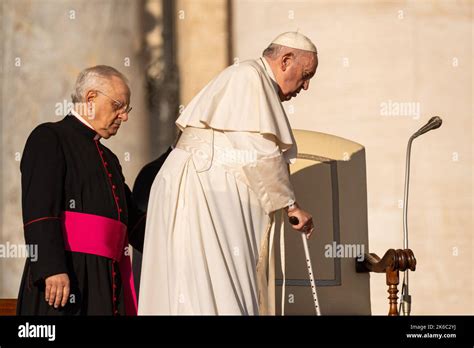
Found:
[223,131,296,214]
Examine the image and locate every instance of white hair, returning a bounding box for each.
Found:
[71,65,129,103]
[262,43,285,59]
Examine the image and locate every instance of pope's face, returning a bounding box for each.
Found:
[277,52,318,102]
[87,76,131,139]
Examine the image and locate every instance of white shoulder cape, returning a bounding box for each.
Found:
[175,59,297,163]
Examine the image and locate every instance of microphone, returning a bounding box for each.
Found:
[400,116,442,316]
[412,116,442,138]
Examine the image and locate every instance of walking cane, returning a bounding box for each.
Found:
[289,216,321,316]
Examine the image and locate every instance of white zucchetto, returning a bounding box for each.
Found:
[271,31,317,53]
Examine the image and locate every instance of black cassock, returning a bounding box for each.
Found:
[131,146,172,295]
[17,114,146,315]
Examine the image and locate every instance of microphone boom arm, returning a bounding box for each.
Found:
[400,116,442,316]
[400,135,415,315]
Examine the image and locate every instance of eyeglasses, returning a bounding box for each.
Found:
[95,90,133,115]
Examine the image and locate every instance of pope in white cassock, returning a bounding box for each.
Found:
[139,32,319,315]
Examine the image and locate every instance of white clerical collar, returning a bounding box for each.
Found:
[70,108,95,130]
[259,57,277,84]
[70,109,102,140]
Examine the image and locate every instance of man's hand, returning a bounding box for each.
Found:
[287,204,315,239]
[44,273,70,308]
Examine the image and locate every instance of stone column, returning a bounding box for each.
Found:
[132,0,231,296]
[176,0,231,105]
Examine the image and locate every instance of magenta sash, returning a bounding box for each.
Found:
[61,211,138,315]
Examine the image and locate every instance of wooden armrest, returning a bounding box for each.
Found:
[356,249,416,316]
[356,249,416,273]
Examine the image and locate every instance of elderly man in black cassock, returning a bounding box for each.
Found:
[17,65,145,315]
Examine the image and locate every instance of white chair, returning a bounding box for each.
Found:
[275,129,372,315]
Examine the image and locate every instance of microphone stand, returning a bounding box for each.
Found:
[400,135,415,316]
[399,116,441,315]
[358,117,441,316]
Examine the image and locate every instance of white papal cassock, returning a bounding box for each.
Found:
[138,58,297,315]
